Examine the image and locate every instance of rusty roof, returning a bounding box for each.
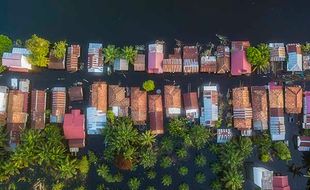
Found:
[108,85,130,108]
[285,86,303,114]
[183,92,199,110]
[269,85,284,108]
[130,87,147,125]
[66,45,80,72]
[251,86,268,130]
[216,45,230,73]
[148,95,163,113]
[232,87,251,109]
[164,85,181,109]
[90,82,107,112]
[183,46,198,59]
[7,90,25,114]
[31,90,46,129]
[68,86,83,101]
[48,52,65,69]
[133,54,146,71]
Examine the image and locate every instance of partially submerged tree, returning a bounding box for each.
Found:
[142,80,155,92]
[0,34,13,59]
[121,46,138,64]
[25,34,50,67]
[103,45,120,64]
[246,43,270,72]
[51,41,67,59]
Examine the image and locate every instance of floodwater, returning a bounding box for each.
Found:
[1,0,310,189]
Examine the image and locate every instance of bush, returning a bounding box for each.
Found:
[178,166,189,176]
[51,41,67,59]
[142,80,155,92]
[273,141,291,161]
[195,154,207,167]
[0,34,13,58]
[260,152,272,163]
[26,34,50,67]
[77,156,89,176]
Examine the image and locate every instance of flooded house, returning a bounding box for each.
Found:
[87,82,107,134]
[114,58,129,71]
[216,45,230,74]
[148,43,164,74]
[148,94,164,135]
[2,47,32,72]
[303,91,310,129]
[48,50,66,70]
[286,43,302,72]
[66,45,81,72]
[31,90,46,130]
[63,109,85,153]
[217,128,233,143]
[251,86,268,131]
[232,87,253,136]
[285,86,302,114]
[200,85,218,127]
[268,83,285,141]
[297,136,310,151]
[164,85,182,118]
[7,89,29,148]
[253,167,273,190]
[183,92,199,120]
[0,86,9,126]
[163,48,182,73]
[130,87,147,125]
[133,53,146,71]
[50,87,66,123]
[183,46,199,73]
[88,43,103,72]
[269,43,286,72]
[273,176,291,190]
[108,85,130,117]
[68,86,83,101]
[200,54,217,73]
[231,41,251,76]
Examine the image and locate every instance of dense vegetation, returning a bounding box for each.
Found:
[103,45,138,65]
[51,41,68,59]
[0,34,13,73]
[25,34,50,67]
[246,43,270,72]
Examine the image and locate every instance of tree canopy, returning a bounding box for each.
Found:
[25,34,50,67]
[121,46,138,64]
[103,45,120,64]
[273,141,291,161]
[51,41,67,59]
[246,43,270,72]
[142,80,155,92]
[0,34,13,59]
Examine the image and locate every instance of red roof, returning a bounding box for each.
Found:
[273,176,290,190]
[63,109,85,144]
[231,41,251,76]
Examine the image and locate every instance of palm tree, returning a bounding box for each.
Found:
[178,183,189,190]
[147,170,156,179]
[195,154,207,167]
[176,148,188,160]
[97,164,110,178]
[190,125,213,149]
[211,162,222,174]
[160,137,174,153]
[128,177,141,190]
[146,186,156,190]
[160,156,173,168]
[222,170,244,190]
[140,130,156,147]
[211,179,222,190]
[140,148,157,168]
[195,172,206,184]
[162,175,172,186]
[58,156,77,179]
[121,46,138,64]
[237,137,253,159]
[103,45,120,64]
[178,166,188,176]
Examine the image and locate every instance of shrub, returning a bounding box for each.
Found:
[25,34,50,67]
[142,80,155,92]
[273,141,291,161]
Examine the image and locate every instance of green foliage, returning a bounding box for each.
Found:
[190,124,213,149]
[147,170,156,179]
[0,65,6,73]
[302,43,310,54]
[52,182,65,190]
[273,141,291,161]
[88,151,98,165]
[255,132,272,163]
[167,117,188,137]
[178,166,188,176]
[178,183,189,190]
[176,147,188,160]
[77,156,89,176]
[128,177,141,190]
[195,172,206,184]
[246,43,270,72]
[159,136,174,153]
[146,186,156,190]
[106,110,115,124]
[57,156,78,179]
[96,184,106,190]
[74,186,86,190]
[51,41,67,59]
[161,174,172,186]
[195,154,207,167]
[142,80,155,92]
[222,169,244,190]
[25,34,50,67]
[303,129,310,136]
[121,46,138,64]
[8,183,17,190]
[260,152,272,163]
[140,148,157,168]
[211,179,222,190]
[215,118,222,128]
[211,162,222,174]
[103,45,120,64]
[160,156,173,168]
[0,34,13,59]
[97,164,122,183]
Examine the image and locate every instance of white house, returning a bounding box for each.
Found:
[2,47,32,72]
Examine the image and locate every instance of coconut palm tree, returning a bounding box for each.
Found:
[211,179,222,190]
[162,175,172,186]
[160,137,174,153]
[103,45,120,64]
[211,162,222,174]
[140,148,157,169]
[121,46,138,64]
[128,177,141,190]
[178,183,189,190]
[195,172,206,184]
[195,154,207,167]
[160,156,172,168]
[222,170,244,190]
[140,130,156,147]
[58,156,78,179]
[147,170,156,179]
[146,186,156,190]
[176,148,188,160]
[97,164,110,178]
[178,166,188,176]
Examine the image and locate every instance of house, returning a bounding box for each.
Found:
[114,58,129,71]
[31,90,46,129]
[108,85,130,117]
[200,85,219,127]
[232,87,253,134]
[0,86,9,126]
[48,51,65,69]
[87,82,108,135]
[286,44,302,72]
[200,55,217,73]
[50,87,66,123]
[216,45,230,73]
[88,43,103,72]
[297,136,310,151]
[7,90,28,148]
[273,176,291,190]
[133,54,145,71]
[253,167,273,190]
[269,43,286,72]
[164,85,182,118]
[66,45,81,72]
[148,95,163,135]
[217,128,233,143]
[183,46,199,73]
[183,92,199,120]
[2,47,32,72]
[63,109,85,153]
[303,91,310,129]
[268,83,285,141]
[19,79,30,93]
[251,86,268,131]
[130,87,147,125]
[231,41,251,76]
[68,86,83,101]
[163,48,182,73]
[285,86,302,114]
[303,53,310,71]
[148,43,164,74]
